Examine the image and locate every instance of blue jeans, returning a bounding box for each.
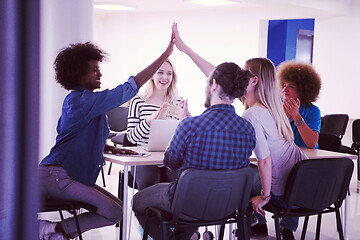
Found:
[39,165,123,238]
[133,183,198,240]
[250,164,299,232]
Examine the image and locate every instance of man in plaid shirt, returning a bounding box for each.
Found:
[133,62,256,240]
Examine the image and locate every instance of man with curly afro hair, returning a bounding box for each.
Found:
[38,31,174,240]
[278,60,321,149]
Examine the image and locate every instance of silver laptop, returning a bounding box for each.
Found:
[142,119,180,152]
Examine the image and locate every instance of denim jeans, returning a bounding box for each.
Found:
[132,183,198,240]
[39,165,123,238]
[250,164,299,232]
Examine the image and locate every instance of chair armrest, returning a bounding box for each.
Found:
[145,207,173,221]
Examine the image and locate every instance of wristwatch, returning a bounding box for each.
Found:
[295,118,304,126]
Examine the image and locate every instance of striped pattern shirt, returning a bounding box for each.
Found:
[126,95,182,146]
[164,104,256,201]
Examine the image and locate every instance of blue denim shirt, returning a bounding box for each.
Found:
[40,77,138,186]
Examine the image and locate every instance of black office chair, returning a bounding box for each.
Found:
[106,106,129,141]
[103,107,131,182]
[319,114,349,155]
[320,114,349,139]
[352,119,360,180]
[263,158,354,240]
[142,167,254,240]
[341,119,360,180]
[39,198,97,240]
[318,133,342,152]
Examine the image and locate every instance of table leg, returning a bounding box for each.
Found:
[116,170,124,238]
[344,195,348,240]
[122,166,129,240]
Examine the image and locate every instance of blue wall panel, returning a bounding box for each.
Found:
[267,19,314,66]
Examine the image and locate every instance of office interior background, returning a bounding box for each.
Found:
[1,0,359,239]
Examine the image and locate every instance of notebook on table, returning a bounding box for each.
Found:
[142,119,180,152]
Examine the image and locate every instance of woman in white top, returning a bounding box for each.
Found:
[126,59,190,190]
[172,23,307,240]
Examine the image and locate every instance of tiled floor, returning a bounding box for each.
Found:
[39,161,360,240]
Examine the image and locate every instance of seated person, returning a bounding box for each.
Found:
[171,23,308,240]
[278,60,322,149]
[132,60,256,240]
[243,58,308,240]
[38,34,174,240]
[126,59,190,190]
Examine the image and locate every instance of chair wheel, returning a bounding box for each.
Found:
[190,230,200,240]
[202,230,214,240]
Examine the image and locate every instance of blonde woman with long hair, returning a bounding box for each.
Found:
[242,58,307,240]
[126,58,189,190]
[172,23,307,240]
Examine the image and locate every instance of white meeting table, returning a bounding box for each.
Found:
[103,147,357,240]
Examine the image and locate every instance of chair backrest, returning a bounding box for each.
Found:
[284,158,353,211]
[106,107,129,132]
[320,114,349,139]
[170,167,253,222]
[318,133,341,152]
[352,119,360,149]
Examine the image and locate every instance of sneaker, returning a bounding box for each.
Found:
[281,227,295,240]
[39,220,57,240]
[48,233,67,240]
[251,223,268,236]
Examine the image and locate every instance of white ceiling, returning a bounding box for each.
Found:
[93,0,352,18]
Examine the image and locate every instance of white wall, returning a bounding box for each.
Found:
[93,9,264,116]
[40,0,93,159]
[313,0,360,119]
[93,1,360,121]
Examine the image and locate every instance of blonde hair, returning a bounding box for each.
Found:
[140,59,179,106]
[245,58,294,143]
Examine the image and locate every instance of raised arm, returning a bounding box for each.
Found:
[172,22,215,77]
[133,29,175,89]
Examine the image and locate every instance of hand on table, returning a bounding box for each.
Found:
[111,147,139,155]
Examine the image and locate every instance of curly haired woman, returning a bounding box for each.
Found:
[38,33,174,240]
[278,60,322,149]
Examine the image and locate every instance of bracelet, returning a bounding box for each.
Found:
[260,190,271,201]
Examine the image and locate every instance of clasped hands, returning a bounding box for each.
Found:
[283,97,300,119]
[147,100,190,125]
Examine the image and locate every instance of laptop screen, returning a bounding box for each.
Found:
[144,119,180,152]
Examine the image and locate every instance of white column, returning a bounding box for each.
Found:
[39,0,93,159]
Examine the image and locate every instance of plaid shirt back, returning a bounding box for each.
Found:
[164,104,256,201]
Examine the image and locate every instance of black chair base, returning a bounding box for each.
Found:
[39,199,97,240]
[143,208,251,240]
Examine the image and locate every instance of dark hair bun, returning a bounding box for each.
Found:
[213,62,251,99]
